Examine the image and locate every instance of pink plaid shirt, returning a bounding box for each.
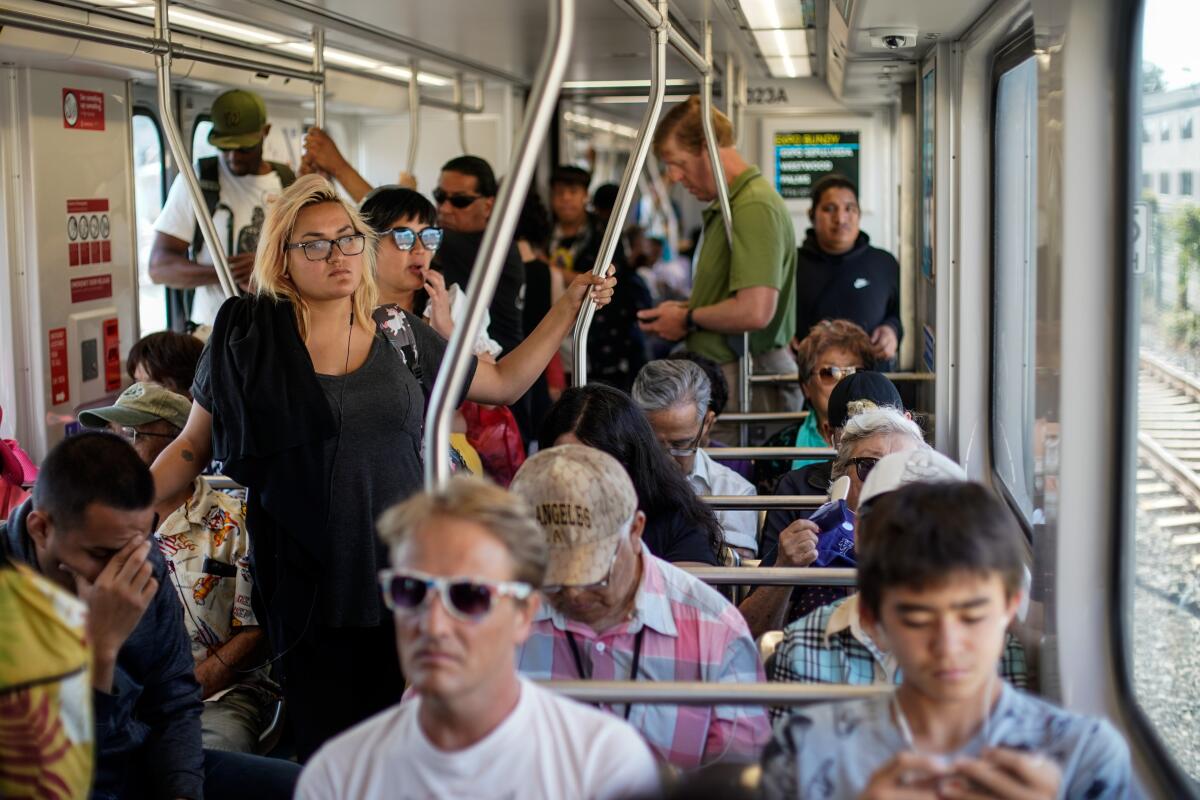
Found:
[516,544,770,769]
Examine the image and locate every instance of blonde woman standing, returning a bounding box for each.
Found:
[150,175,615,759]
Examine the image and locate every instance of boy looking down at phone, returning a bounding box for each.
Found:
[761,478,1130,800]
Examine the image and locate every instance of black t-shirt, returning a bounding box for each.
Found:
[641,512,721,565]
[522,258,553,335]
[434,230,526,355]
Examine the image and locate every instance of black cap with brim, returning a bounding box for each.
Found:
[827,371,903,430]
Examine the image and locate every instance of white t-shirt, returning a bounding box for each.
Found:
[153,157,285,326]
[296,678,660,800]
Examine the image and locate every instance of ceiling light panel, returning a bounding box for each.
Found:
[765,56,812,78]
[740,0,807,30]
[753,29,809,57]
[562,79,691,89]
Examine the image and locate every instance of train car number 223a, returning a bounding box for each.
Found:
[747,87,790,105]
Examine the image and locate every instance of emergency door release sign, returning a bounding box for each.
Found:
[62,88,105,131]
[67,199,112,267]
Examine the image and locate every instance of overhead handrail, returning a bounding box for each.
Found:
[541,680,885,706]
[153,0,237,300]
[452,74,485,153]
[571,0,668,385]
[423,0,575,490]
[702,446,835,461]
[684,567,857,586]
[312,26,325,129]
[750,371,938,385]
[717,410,809,423]
[407,58,421,176]
[0,6,322,83]
[702,495,826,509]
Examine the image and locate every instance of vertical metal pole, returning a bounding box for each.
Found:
[571,0,668,385]
[724,51,735,119]
[454,72,468,153]
[646,152,680,260]
[701,22,733,244]
[424,0,575,490]
[407,58,421,175]
[153,0,236,300]
[312,26,325,130]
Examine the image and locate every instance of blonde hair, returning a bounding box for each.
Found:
[252,173,379,339]
[377,475,549,589]
[653,95,734,157]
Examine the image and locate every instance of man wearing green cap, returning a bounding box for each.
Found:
[80,382,277,755]
[150,89,295,328]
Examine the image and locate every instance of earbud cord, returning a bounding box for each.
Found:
[892,670,995,756]
[163,311,352,675]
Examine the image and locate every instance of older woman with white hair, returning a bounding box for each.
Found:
[741,406,928,639]
[148,174,617,758]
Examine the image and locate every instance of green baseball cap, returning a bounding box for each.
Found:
[208,89,268,150]
[78,382,191,432]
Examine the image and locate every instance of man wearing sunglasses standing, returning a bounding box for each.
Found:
[511,445,770,770]
[79,383,279,756]
[297,475,658,800]
[152,89,296,328]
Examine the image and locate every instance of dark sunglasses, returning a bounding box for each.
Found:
[849,456,880,482]
[389,226,444,252]
[284,233,366,262]
[433,188,483,209]
[379,569,531,622]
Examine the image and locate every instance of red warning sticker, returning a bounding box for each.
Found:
[67,199,111,266]
[103,318,121,392]
[49,328,69,405]
[70,274,113,303]
[62,88,105,131]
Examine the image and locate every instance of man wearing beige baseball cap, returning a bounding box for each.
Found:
[511,444,770,769]
[81,382,276,754]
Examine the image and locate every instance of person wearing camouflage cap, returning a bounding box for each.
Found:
[82,382,279,755]
[511,444,771,769]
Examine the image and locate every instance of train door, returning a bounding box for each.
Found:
[0,67,138,456]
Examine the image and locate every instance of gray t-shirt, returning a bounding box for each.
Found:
[761,682,1130,800]
[193,309,475,628]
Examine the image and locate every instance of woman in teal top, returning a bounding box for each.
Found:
[790,319,875,468]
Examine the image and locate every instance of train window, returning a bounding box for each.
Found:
[132,110,167,336]
[1127,0,1200,783]
[192,115,219,163]
[990,44,1038,524]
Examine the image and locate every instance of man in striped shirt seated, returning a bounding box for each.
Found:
[512,444,771,769]
[768,449,1029,722]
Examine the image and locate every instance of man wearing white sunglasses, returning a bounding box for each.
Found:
[296,475,658,800]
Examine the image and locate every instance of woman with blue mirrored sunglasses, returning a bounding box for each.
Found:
[388,226,444,253]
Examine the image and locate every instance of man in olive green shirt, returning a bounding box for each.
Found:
[637,96,800,412]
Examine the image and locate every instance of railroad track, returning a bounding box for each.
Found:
[1135,352,1200,612]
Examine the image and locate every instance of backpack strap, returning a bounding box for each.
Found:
[267,160,296,189]
[191,156,222,259]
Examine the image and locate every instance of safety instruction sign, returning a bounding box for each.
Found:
[774,131,860,199]
[62,88,105,131]
[49,328,69,405]
[67,199,112,266]
[70,275,113,303]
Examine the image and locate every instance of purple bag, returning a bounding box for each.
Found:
[806,498,857,567]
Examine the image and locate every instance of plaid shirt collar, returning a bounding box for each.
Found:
[533,542,679,638]
[824,594,898,682]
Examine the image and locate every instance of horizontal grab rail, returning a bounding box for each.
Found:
[750,371,936,385]
[539,679,887,706]
[701,495,826,509]
[702,447,835,460]
[717,411,809,424]
[683,567,857,586]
